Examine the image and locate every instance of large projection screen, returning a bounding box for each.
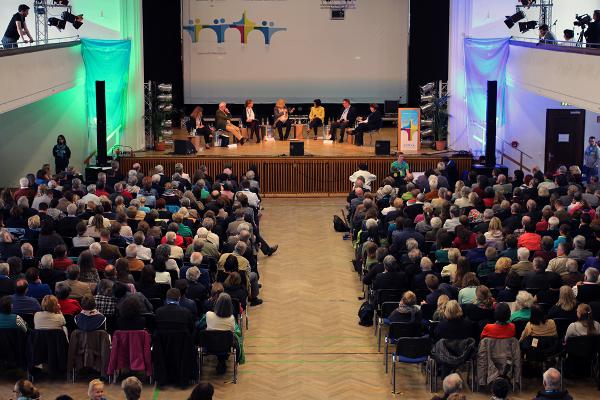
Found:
[182,0,409,104]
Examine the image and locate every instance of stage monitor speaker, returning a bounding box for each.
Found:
[174,139,197,155]
[485,80,497,167]
[290,141,304,156]
[375,140,390,156]
[95,81,108,166]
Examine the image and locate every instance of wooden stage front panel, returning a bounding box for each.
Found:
[119,153,471,196]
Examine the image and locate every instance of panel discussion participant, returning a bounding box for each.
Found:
[216,102,246,145]
[329,99,357,143]
[273,99,294,141]
[351,103,382,146]
[245,99,261,143]
[2,4,33,49]
[308,99,325,140]
[190,106,213,149]
[586,10,600,48]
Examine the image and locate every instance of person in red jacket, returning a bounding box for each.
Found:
[53,245,75,271]
[56,282,81,316]
[481,302,515,339]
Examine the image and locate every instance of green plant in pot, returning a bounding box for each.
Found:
[434,95,449,151]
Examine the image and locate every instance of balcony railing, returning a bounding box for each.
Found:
[0,35,79,55]
[510,36,600,55]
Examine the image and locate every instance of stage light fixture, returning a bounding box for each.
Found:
[157,94,172,102]
[518,20,537,33]
[62,11,84,29]
[504,11,525,29]
[158,104,173,112]
[420,94,436,103]
[53,0,69,5]
[158,84,172,92]
[420,82,436,94]
[420,103,435,114]
[421,128,434,137]
[48,17,66,30]
[421,119,433,128]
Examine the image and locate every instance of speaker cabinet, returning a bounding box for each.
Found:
[174,139,197,155]
[290,141,304,156]
[375,140,390,156]
[95,81,108,166]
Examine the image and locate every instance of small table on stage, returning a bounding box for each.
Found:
[293,124,304,140]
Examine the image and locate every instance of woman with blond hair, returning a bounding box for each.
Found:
[432,294,449,321]
[389,291,422,323]
[244,99,261,143]
[189,107,212,148]
[510,290,534,322]
[548,285,578,320]
[485,256,512,289]
[435,300,472,340]
[33,295,66,332]
[484,217,504,250]
[273,98,294,140]
[441,248,461,282]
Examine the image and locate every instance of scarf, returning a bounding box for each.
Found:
[55,143,68,159]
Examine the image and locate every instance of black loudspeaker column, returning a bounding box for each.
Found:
[485,80,497,167]
[290,141,304,156]
[174,140,197,155]
[95,81,108,166]
[375,140,390,156]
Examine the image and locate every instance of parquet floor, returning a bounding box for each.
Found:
[1,198,599,399]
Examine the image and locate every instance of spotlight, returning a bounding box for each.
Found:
[53,0,69,5]
[421,119,434,128]
[421,128,434,137]
[520,0,535,7]
[48,17,66,30]
[518,20,537,33]
[420,94,436,103]
[420,82,436,94]
[158,104,173,112]
[62,11,84,29]
[158,84,172,92]
[504,11,525,29]
[157,94,173,102]
[420,103,435,114]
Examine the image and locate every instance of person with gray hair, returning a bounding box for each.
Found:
[218,242,262,306]
[132,232,152,261]
[81,184,101,205]
[568,235,593,261]
[572,267,600,301]
[441,373,463,399]
[373,254,403,291]
[534,368,571,400]
[362,249,390,286]
[0,263,14,296]
[511,247,533,276]
[165,231,184,259]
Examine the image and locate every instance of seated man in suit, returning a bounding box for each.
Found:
[329,98,357,143]
[155,288,195,333]
[350,103,382,146]
[215,102,245,145]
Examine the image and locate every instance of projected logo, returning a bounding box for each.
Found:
[183,11,287,45]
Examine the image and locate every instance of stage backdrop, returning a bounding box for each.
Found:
[182,0,409,104]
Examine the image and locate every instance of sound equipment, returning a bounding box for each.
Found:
[174,139,197,155]
[95,81,108,166]
[290,141,304,156]
[375,140,390,156]
[485,80,497,167]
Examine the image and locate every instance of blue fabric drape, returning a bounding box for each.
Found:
[81,38,131,153]
[464,38,510,129]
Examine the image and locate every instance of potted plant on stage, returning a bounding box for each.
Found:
[434,96,449,151]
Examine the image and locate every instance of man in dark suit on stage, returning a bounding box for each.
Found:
[351,103,382,146]
[329,99,357,143]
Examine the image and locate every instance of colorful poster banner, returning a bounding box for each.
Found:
[398,108,421,153]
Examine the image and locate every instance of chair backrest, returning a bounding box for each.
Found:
[198,330,234,354]
[68,247,88,257]
[230,298,241,318]
[396,335,431,359]
[148,297,164,312]
[0,328,27,369]
[388,322,423,340]
[421,303,436,321]
[375,289,404,306]
[565,335,600,359]
[512,319,528,339]
[16,313,35,330]
[553,317,576,340]
[64,314,77,336]
[381,302,398,319]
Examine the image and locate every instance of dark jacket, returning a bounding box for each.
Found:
[67,329,111,377]
[435,317,472,340]
[155,303,195,333]
[27,329,69,374]
[337,106,357,125]
[373,271,405,291]
[152,329,198,386]
[533,389,573,400]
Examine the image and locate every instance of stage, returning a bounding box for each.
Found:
[120,130,471,196]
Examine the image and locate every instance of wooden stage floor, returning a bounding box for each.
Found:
[2,199,598,400]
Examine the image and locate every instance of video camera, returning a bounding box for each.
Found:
[574,14,591,27]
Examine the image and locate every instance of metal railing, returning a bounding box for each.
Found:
[511,36,600,50]
[496,137,534,172]
[1,35,79,50]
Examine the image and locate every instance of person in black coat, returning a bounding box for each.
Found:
[329,99,357,142]
[373,263,405,291]
[0,263,15,296]
[523,257,557,290]
[52,135,71,174]
[351,103,382,146]
[223,272,248,310]
[155,288,195,333]
[435,300,472,340]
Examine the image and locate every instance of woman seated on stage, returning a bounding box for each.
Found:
[350,103,382,146]
[189,106,213,149]
[273,98,294,140]
[245,99,261,143]
[308,99,325,140]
